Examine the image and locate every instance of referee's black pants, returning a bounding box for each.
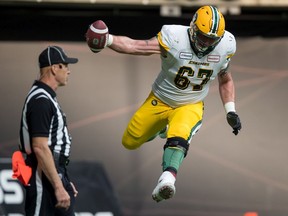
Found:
[25,155,75,216]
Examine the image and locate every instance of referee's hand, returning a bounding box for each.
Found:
[55,188,71,210]
[70,182,78,197]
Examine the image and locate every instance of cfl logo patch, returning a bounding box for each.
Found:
[151,99,158,106]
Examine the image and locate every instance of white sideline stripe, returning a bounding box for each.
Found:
[90,25,108,34]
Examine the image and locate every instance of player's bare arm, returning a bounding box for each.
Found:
[218,72,241,135]
[218,71,235,105]
[86,20,162,56]
[108,35,161,55]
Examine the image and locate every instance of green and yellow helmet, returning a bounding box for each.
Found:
[190,5,225,53]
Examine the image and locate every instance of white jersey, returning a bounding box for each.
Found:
[152,25,236,108]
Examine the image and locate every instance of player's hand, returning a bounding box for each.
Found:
[226,112,242,135]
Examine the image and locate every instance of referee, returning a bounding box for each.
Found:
[19,46,78,216]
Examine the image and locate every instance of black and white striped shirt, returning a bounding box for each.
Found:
[19,80,72,157]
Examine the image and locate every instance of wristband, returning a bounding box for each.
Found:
[107,34,113,47]
[224,102,236,114]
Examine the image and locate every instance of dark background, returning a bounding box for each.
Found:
[1,1,288,216]
[1,1,288,41]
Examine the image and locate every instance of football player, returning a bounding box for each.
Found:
[97,5,242,202]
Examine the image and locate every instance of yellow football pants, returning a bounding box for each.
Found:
[122,92,204,149]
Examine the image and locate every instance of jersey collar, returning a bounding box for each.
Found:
[33,80,56,98]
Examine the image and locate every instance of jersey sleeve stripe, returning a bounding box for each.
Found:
[157,32,170,51]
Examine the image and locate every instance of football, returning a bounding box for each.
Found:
[86,20,109,53]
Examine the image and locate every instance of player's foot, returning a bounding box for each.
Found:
[152,171,176,202]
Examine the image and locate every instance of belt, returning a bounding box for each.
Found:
[53,152,70,166]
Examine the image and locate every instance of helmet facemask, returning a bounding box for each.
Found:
[190,24,222,52]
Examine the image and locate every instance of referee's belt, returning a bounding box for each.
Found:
[53,152,70,166]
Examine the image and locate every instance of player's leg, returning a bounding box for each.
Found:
[163,101,203,175]
[152,101,203,202]
[122,92,169,150]
[146,125,168,142]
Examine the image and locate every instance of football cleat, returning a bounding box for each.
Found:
[152,171,176,202]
